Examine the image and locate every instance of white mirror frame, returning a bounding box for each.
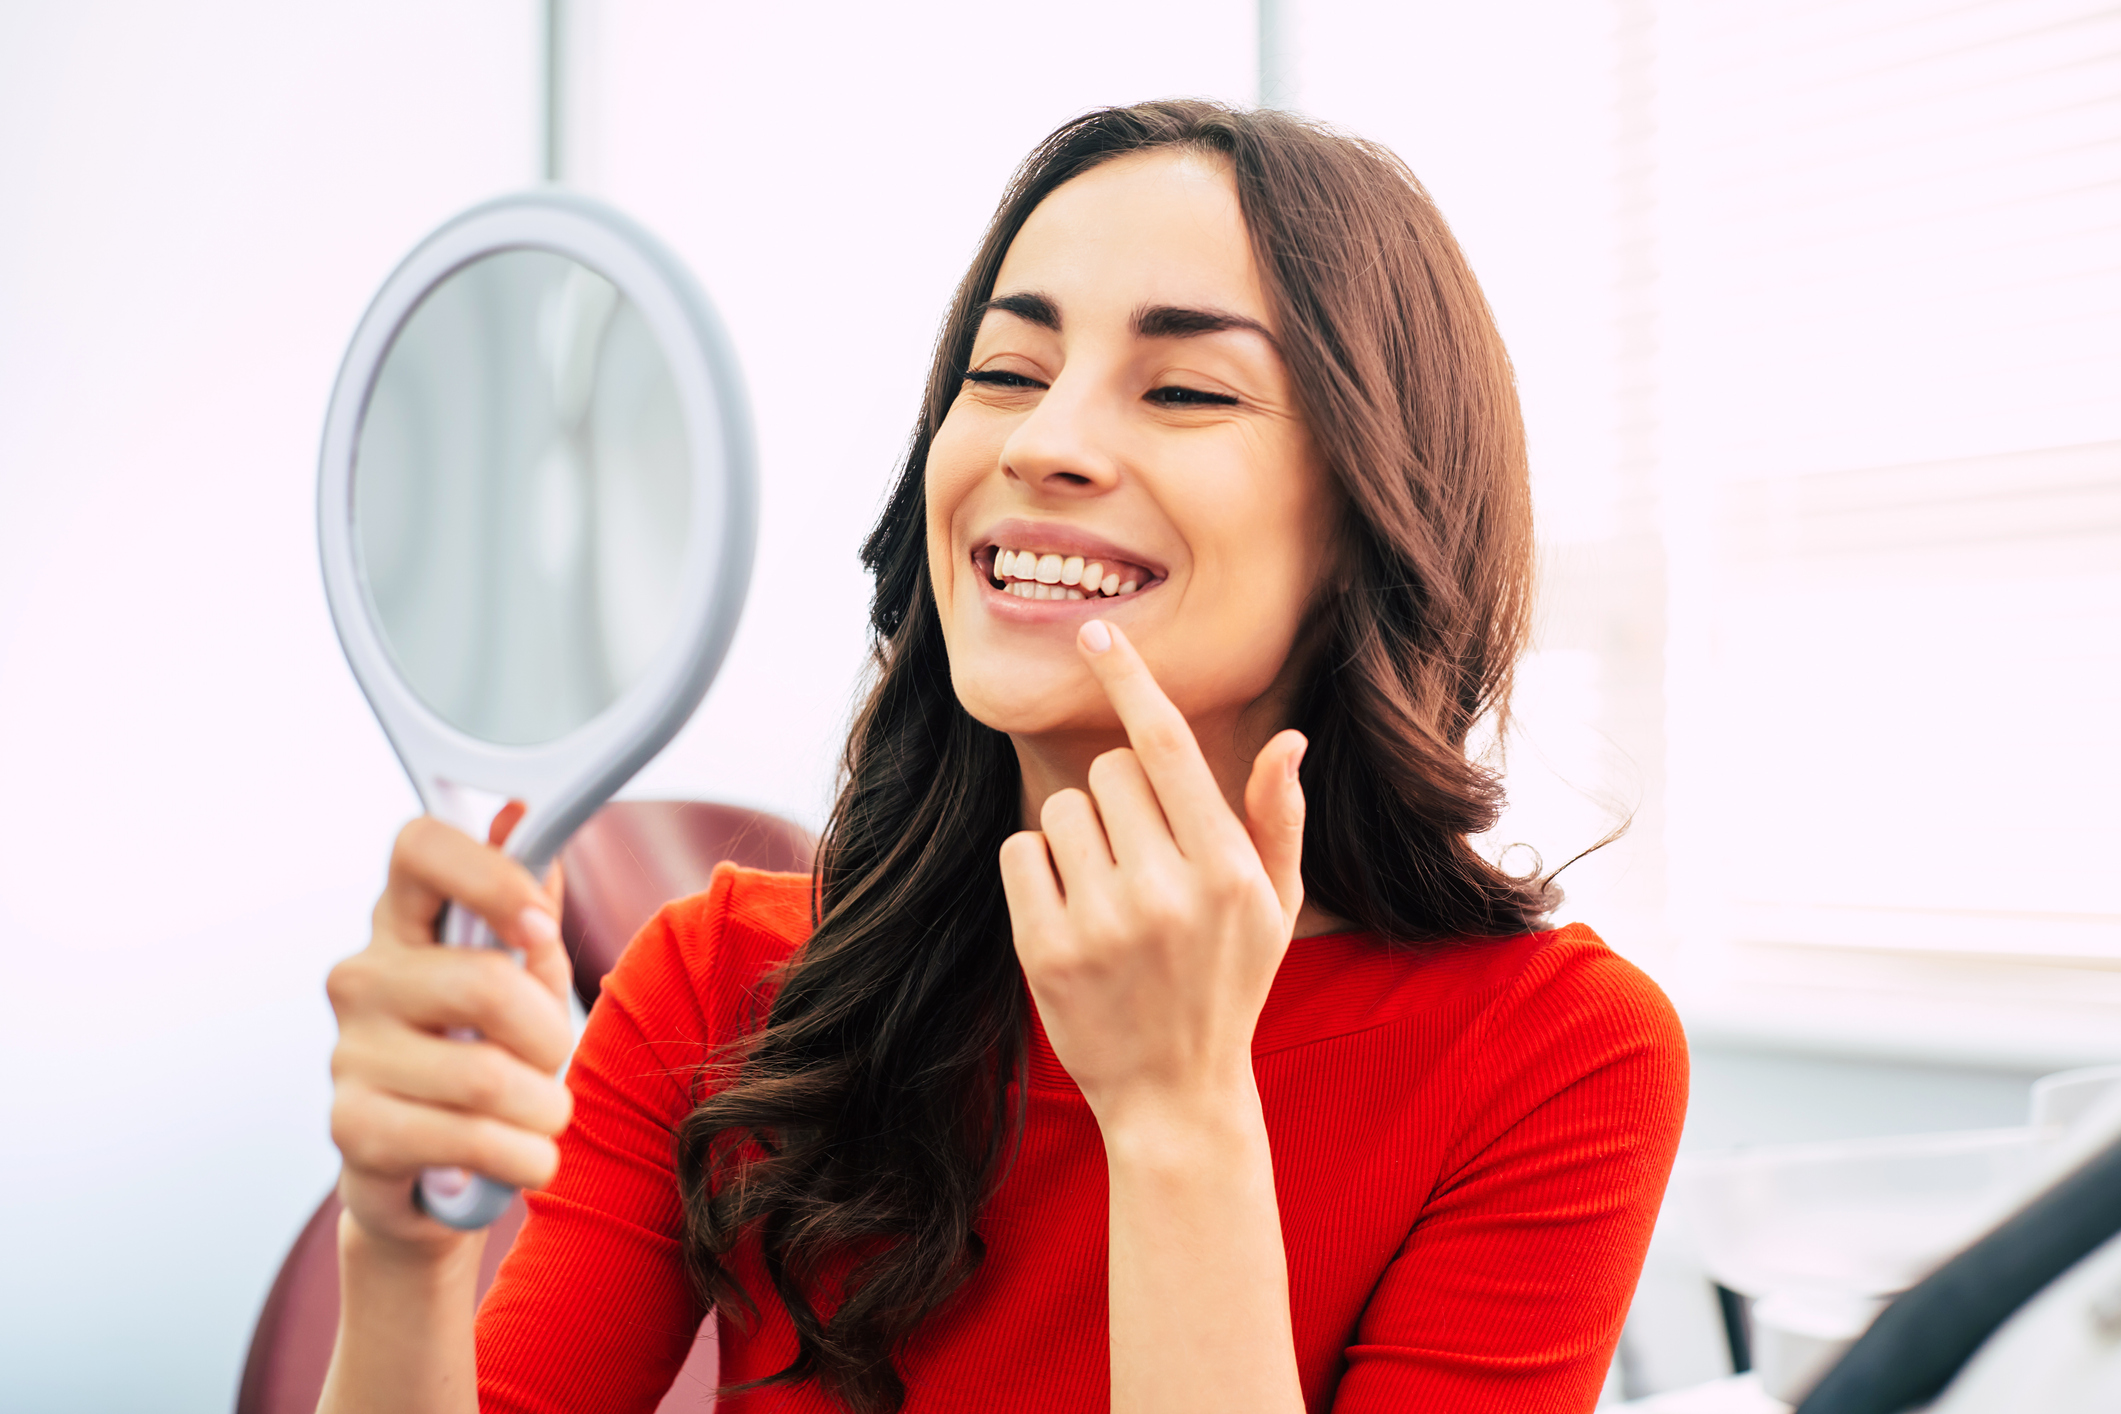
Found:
[318,190,756,875]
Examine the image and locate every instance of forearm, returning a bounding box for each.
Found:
[1103,1090,1306,1414]
[316,1210,485,1414]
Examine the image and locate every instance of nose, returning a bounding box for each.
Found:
[997,368,1122,497]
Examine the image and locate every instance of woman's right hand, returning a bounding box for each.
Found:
[326,816,575,1255]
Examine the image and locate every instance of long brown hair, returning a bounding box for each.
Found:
[674,99,1553,1413]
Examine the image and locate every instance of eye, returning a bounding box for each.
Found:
[960,368,1046,390]
[1146,384,1240,407]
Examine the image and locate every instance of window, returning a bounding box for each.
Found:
[1656,0,2121,1060]
[1293,0,2121,1062]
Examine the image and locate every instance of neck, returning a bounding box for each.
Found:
[1010,705,1256,827]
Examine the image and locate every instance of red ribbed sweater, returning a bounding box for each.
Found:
[476,866,1687,1413]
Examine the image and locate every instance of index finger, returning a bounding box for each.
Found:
[381,816,563,963]
[1075,618,1243,857]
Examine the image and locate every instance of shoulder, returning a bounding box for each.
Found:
[1435,924,1689,1169]
[1397,923,1687,1097]
[1465,923,1686,1067]
[597,864,815,1050]
[1263,922,1682,1068]
[1262,923,1686,1154]
[656,862,815,962]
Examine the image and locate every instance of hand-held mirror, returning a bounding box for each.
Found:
[319,192,756,1229]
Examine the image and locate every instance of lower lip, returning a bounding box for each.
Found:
[976,569,1152,622]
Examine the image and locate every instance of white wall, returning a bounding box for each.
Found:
[576,1,1257,825]
[1280,1,1674,961]
[0,5,1255,1409]
[1651,0,2121,1063]
[0,6,539,1409]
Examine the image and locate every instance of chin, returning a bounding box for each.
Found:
[951,671,1114,739]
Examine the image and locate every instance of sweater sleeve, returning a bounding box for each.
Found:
[473,867,748,1414]
[1332,934,1688,1414]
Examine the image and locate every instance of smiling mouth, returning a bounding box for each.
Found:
[981,545,1158,601]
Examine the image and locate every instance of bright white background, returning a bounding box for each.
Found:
[0,5,1261,1409]
[3,1,2115,1409]
[1,6,542,1408]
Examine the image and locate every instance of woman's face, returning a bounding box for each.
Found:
[925,149,1339,750]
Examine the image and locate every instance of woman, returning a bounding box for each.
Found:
[319,101,1686,1414]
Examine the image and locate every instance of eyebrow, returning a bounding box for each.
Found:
[1133,302,1275,346]
[976,291,1276,347]
[979,291,1061,330]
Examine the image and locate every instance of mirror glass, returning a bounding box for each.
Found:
[353,248,692,747]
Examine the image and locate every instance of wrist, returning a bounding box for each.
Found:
[338,1204,485,1288]
[1095,1081,1270,1174]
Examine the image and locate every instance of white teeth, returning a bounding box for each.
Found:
[991,546,1151,599]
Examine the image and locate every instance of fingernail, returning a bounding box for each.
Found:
[425,1166,471,1199]
[1286,738,1308,780]
[519,907,559,946]
[1079,620,1112,653]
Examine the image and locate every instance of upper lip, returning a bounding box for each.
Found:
[973,518,1168,580]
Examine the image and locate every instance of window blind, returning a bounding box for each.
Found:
[1654,0,2121,1048]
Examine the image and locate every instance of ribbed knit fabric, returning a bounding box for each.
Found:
[476,865,1687,1414]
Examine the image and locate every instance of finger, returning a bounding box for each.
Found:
[543,859,566,917]
[1085,748,1179,866]
[1038,788,1114,896]
[334,1026,573,1137]
[522,883,575,1011]
[332,1079,562,1190]
[380,816,561,959]
[998,830,1067,963]
[333,944,575,1074]
[1243,730,1309,931]
[487,799,528,847]
[1076,620,1240,857]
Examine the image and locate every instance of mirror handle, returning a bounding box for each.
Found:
[413,903,523,1230]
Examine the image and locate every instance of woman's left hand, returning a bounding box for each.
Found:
[999,618,1309,1132]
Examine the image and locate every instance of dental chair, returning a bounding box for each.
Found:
[1796,1126,2121,1413]
[235,801,815,1414]
[1620,1071,2121,1413]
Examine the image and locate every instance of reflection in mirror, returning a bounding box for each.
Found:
[353,249,691,747]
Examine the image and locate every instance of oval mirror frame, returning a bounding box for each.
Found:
[318,191,756,876]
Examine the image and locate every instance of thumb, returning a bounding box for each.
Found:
[1243,729,1308,931]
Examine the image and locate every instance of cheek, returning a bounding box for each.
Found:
[926,402,992,501]
[1208,433,1333,589]
[1156,445,1335,701]
[923,410,987,597]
